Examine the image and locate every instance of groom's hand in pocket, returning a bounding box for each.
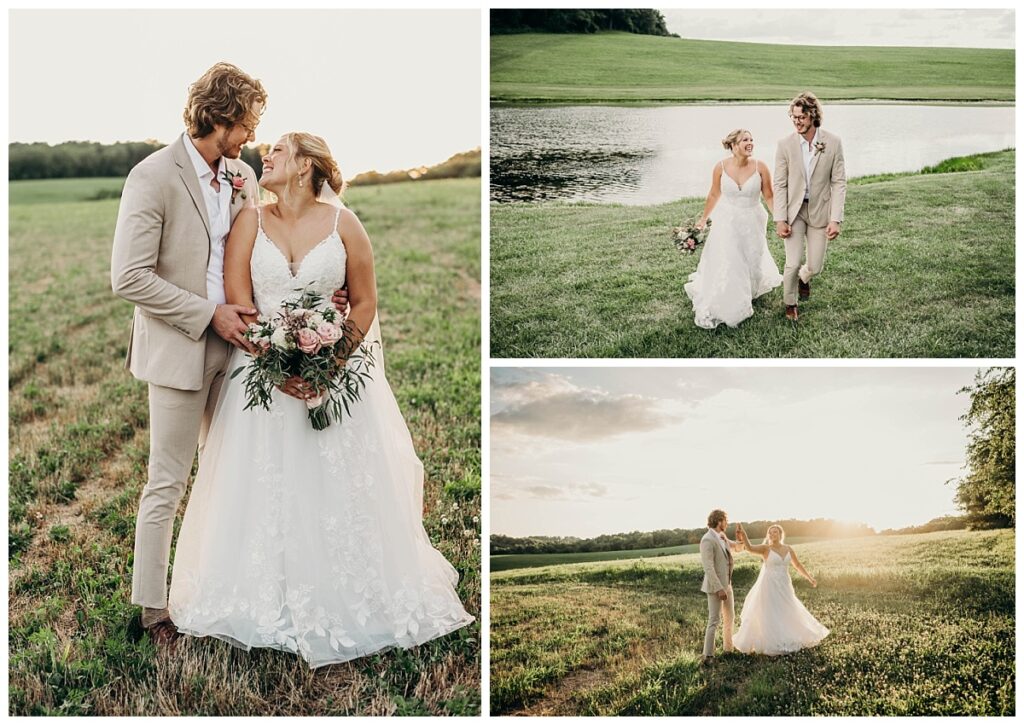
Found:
[776,221,792,239]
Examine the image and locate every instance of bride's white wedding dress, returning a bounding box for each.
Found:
[168,207,474,668]
[684,162,782,329]
[733,548,829,656]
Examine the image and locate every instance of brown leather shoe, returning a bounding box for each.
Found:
[145,618,181,648]
[798,279,811,301]
[785,304,799,322]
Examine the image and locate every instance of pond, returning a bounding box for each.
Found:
[490,104,1015,205]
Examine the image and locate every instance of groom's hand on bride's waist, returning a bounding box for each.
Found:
[331,287,349,317]
[212,303,258,353]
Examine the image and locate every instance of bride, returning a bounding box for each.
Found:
[732,524,829,655]
[684,129,783,329]
[168,132,474,667]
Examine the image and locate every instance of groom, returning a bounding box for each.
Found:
[111,62,266,645]
[773,91,847,322]
[699,509,746,664]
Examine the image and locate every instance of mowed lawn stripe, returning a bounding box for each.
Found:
[491,33,1015,103]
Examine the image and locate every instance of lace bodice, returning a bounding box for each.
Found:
[764,548,791,572]
[250,206,347,315]
[719,162,763,209]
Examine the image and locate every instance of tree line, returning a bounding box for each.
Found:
[491,9,673,36]
[9,141,480,187]
[491,519,876,556]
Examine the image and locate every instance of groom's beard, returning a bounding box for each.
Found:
[215,130,243,160]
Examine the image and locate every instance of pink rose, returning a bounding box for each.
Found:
[256,336,271,352]
[316,322,343,347]
[232,175,245,189]
[296,328,322,354]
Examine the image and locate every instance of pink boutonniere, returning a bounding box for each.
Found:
[814,141,827,156]
[221,168,248,204]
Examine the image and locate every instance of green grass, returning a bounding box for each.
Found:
[491,33,1016,103]
[489,529,1015,716]
[8,177,125,205]
[490,150,1015,358]
[8,176,481,715]
[491,538,818,572]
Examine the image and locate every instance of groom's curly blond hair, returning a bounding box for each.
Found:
[789,91,823,128]
[707,509,727,529]
[184,63,267,138]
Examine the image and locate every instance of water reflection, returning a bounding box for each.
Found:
[490,104,1015,205]
[490,149,649,203]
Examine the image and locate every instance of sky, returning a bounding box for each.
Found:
[659,9,1014,49]
[8,9,481,175]
[491,367,984,538]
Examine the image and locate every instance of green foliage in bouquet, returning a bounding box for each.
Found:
[231,288,378,430]
[671,217,710,254]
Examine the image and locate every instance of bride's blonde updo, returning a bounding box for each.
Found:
[285,132,345,196]
[721,128,752,151]
[763,524,786,545]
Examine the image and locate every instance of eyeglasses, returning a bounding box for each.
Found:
[789,114,810,123]
[238,120,258,136]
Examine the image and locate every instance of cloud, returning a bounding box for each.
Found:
[514,481,611,502]
[492,385,674,441]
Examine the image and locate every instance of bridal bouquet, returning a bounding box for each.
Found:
[231,289,377,430]
[671,217,711,254]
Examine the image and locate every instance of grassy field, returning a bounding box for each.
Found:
[490,150,1015,358]
[491,538,818,572]
[8,177,482,715]
[490,529,1015,716]
[491,33,1016,104]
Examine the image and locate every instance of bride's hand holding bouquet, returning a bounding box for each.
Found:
[232,288,377,430]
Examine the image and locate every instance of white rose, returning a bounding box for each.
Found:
[270,326,293,350]
[309,312,326,328]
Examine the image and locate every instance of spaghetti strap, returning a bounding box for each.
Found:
[256,206,264,234]
[333,205,343,231]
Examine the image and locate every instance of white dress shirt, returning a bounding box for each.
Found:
[182,133,232,305]
[799,129,818,202]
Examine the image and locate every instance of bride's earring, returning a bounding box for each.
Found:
[298,175,304,188]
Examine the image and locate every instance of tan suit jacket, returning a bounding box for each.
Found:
[773,128,847,228]
[700,529,740,594]
[111,137,259,390]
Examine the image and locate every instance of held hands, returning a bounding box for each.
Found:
[775,221,792,239]
[716,589,728,601]
[212,304,258,353]
[826,221,841,241]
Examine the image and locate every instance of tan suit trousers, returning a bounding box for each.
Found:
[131,334,229,608]
[783,200,829,306]
[703,585,736,657]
